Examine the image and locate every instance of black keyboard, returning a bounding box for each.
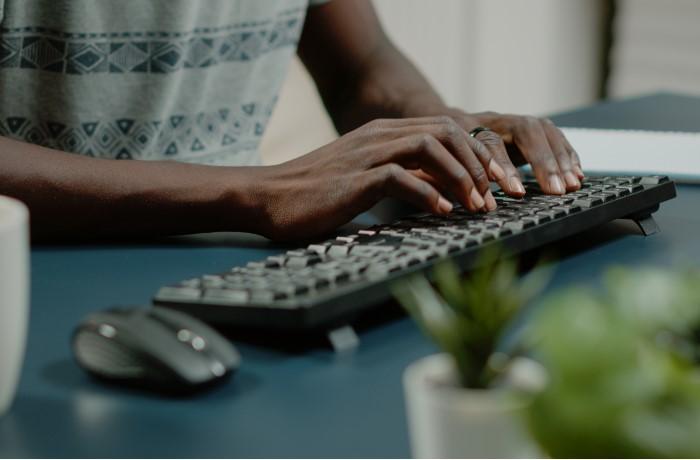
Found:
[154,175,676,333]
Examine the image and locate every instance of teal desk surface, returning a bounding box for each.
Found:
[1,93,700,458]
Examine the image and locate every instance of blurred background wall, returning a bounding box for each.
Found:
[260,0,700,165]
[609,0,700,98]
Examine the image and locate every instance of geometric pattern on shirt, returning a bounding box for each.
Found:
[0,101,276,159]
[0,9,304,74]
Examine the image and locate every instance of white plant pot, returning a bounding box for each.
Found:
[404,353,544,458]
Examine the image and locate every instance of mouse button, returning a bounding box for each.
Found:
[150,307,241,368]
[78,313,140,349]
[89,309,162,344]
[134,315,219,384]
[76,314,180,379]
[74,330,148,379]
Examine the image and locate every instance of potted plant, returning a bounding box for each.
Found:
[525,267,700,458]
[392,250,548,458]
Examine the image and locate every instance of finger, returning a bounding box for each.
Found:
[369,163,453,215]
[359,116,461,137]
[561,135,584,179]
[512,118,566,195]
[416,118,493,194]
[542,119,580,192]
[472,129,526,197]
[364,115,460,130]
[410,169,451,197]
[379,122,495,211]
[441,131,495,211]
[371,134,486,212]
[570,150,584,179]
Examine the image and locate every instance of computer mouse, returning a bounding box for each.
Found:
[72,306,240,393]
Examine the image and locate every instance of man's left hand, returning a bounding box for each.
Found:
[446,109,584,196]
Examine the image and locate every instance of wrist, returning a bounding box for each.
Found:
[397,95,451,119]
[212,165,273,235]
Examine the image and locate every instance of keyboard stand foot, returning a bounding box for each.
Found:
[625,205,661,237]
[633,214,660,236]
[327,325,359,353]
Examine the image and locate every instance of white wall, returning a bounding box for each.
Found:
[373,0,606,114]
[261,0,606,165]
[609,0,700,98]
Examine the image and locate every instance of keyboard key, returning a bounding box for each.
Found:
[250,290,278,304]
[203,288,250,304]
[286,254,323,268]
[307,243,330,255]
[328,245,351,258]
[350,245,396,256]
[180,278,202,288]
[274,283,309,297]
[573,197,604,208]
[610,187,630,197]
[156,286,201,301]
[552,205,582,215]
[640,175,669,185]
[589,193,615,203]
[247,261,267,269]
[504,220,535,233]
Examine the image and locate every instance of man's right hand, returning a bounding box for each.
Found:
[247,116,523,241]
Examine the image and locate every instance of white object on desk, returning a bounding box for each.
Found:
[404,354,543,458]
[0,196,29,417]
[560,127,700,183]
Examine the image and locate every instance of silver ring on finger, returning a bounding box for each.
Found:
[469,126,492,138]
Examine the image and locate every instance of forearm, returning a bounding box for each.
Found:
[0,136,260,240]
[324,39,449,134]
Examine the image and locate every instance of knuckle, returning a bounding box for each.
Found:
[383,163,403,182]
[367,118,385,129]
[364,118,388,135]
[415,133,437,151]
[469,138,490,157]
[419,181,438,205]
[436,115,455,126]
[440,122,461,142]
[555,149,573,165]
[453,164,468,180]
[524,116,540,127]
[476,130,503,148]
[541,117,555,127]
[512,116,538,135]
[359,121,381,139]
[542,157,560,173]
[418,180,431,198]
[470,165,488,184]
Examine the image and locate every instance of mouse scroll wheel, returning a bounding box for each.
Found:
[177,329,207,351]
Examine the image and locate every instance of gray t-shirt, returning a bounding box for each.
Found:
[0,0,326,165]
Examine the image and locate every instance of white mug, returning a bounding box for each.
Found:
[0,196,29,416]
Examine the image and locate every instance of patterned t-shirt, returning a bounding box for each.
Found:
[0,0,326,165]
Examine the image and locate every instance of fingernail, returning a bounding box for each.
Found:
[574,165,585,179]
[438,196,453,214]
[509,176,526,196]
[564,171,581,190]
[488,159,506,181]
[485,190,497,211]
[470,188,485,209]
[549,175,566,195]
